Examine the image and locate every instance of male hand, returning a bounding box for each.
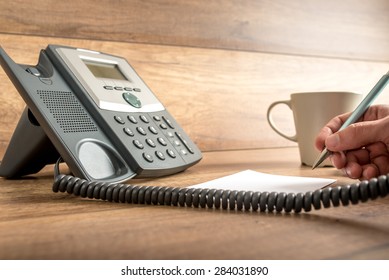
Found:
[315,105,389,180]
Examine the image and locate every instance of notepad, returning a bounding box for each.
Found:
[188,170,335,193]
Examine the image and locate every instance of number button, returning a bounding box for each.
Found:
[143,153,154,163]
[114,115,125,124]
[136,127,147,136]
[155,151,165,160]
[140,115,149,123]
[123,127,134,137]
[159,123,167,129]
[127,115,138,124]
[146,138,156,148]
[157,137,167,146]
[167,132,174,138]
[133,139,144,149]
[148,126,158,135]
[166,149,176,158]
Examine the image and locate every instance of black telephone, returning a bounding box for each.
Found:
[0,45,202,182]
[1,45,388,213]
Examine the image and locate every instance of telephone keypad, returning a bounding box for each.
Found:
[113,112,197,167]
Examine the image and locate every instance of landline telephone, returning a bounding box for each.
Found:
[0,45,388,213]
[0,45,202,182]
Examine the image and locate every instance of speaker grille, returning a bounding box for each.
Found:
[37,90,98,133]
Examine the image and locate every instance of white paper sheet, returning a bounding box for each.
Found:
[188,170,335,193]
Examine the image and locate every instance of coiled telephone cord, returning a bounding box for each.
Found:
[52,162,389,213]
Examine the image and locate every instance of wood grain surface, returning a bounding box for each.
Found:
[1,147,389,260]
[1,0,388,61]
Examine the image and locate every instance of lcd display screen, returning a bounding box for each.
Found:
[83,60,128,80]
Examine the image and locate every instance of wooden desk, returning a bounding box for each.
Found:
[1,147,388,260]
[1,0,389,262]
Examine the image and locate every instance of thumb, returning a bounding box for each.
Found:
[325,120,383,152]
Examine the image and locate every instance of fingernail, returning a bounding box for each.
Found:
[326,134,340,149]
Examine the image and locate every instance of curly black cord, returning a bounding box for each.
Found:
[52,161,389,213]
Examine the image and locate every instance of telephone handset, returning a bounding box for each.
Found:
[0,45,202,182]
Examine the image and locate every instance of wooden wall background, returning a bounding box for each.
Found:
[1,0,389,157]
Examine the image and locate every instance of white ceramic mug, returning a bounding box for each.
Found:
[267,92,362,166]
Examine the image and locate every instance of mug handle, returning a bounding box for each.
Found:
[267,100,297,142]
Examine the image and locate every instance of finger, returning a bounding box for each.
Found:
[329,152,347,169]
[373,157,389,176]
[342,142,389,180]
[365,141,389,160]
[361,164,380,180]
[343,161,363,179]
[345,148,370,166]
[362,105,389,121]
[341,149,369,179]
[315,127,332,151]
[330,148,370,170]
[319,105,389,148]
[360,142,389,178]
[315,112,354,151]
[325,120,383,152]
[324,112,356,133]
